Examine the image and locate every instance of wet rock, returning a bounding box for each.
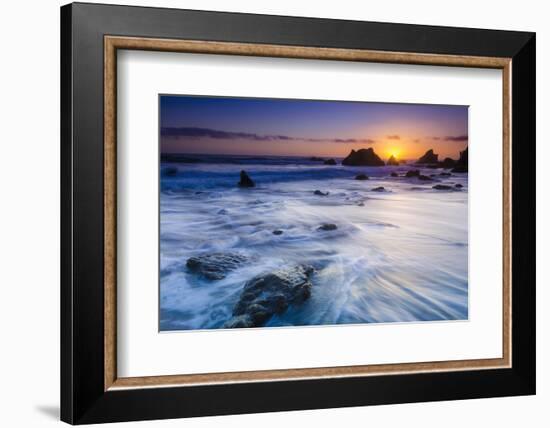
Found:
[272,230,284,235]
[318,223,338,231]
[405,170,420,177]
[451,147,468,173]
[433,184,453,190]
[441,157,456,169]
[161,166,178,177]
[386,155,399,166]
[418,175,433,181]
[217,208,228,215]
[342,148,385,166]
[186,253,248,280]
[355,173,369,180]
[372,186,386,192]
[416,149,439,164]
[310,156,324,161]
[324,158,337,165]
[439,172,452,177]
[314,190,329,196]
[390,172,399,177]
[224,265,315,328]
[455,183,463,188]
[238,170,255,187]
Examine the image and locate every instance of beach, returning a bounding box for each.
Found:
[159,154,468,331]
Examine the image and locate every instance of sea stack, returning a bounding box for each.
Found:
[387,155,399,166]
[451,147,468,173]
[324,158,337,165]
[416,149,439,164]
[238,170,255,187]
[342,148,385,166]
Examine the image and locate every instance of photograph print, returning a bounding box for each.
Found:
[159,95,469,331]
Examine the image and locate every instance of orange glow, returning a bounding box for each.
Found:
[386,147,401,159]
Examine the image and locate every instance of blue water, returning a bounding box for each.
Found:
[159,154,468,331]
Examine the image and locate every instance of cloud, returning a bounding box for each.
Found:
[430,135,468,142]
[161,127,376,144]
[386,135,400,140]
[443,135,468,142]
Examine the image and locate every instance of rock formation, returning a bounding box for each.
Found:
[186,253,248,280]
[341,148,385,166]
[416,149,439,164]
[238,170,255,187]
[451,147,468,173]
[387,155,399,166]
[224,265,314,328]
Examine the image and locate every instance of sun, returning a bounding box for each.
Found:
[386,148,401,159]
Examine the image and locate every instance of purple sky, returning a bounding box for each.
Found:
[160,95,468,160]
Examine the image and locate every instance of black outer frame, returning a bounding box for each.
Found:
[60,2,536,424]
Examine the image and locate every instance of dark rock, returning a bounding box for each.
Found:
[441,157,456,169]
[224,265,315,328]
[390,172,399,177]
[430,174,436,177]
[272,230,284,235]
[342,148,385,166]
[427,164,441,169]
[355,173,369,180]
[455,183,463,188]
[161,166,178,177]
[186,253,248,280]
[405,170,420,177]
[372,186,386,192]
[238,170,255,187]
[323,158,337,165]
[416,149,439,164]
[318,223,338,231]
[309,156,324,161]
[433,184,453,190]
[451,147,468,173]
[386,155,399,166]
[217,209,228,215]
[314,190,329,196]
[418,175,433,181]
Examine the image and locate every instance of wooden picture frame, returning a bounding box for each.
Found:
[61,2,535,424]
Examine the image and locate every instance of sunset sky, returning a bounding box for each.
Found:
[160,95,468,160]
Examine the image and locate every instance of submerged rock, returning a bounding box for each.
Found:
[451,147,468,173]
[455,183,463,188]
[439,172,452,177]
[418,175,433,181]
[405,169,421,178]
[238,170,255,187]
[272,230,284,235]
[224,265,315,328]
[433,184,453,190]
[314,190,329,196]
[387,155,399,166]
[372,186,386,192]
[186,253,248,280]
[390,172,399,177]
[324,158,337,165]
[355,173,369,180]
[318,223,338,231]
[342,148,385,166]
[416,149,439,164]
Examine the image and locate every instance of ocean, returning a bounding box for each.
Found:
[159,154,468,331]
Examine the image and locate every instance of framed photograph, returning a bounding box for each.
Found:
[61,2,535,424]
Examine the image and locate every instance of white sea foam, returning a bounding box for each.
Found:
[159,156,468,331]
